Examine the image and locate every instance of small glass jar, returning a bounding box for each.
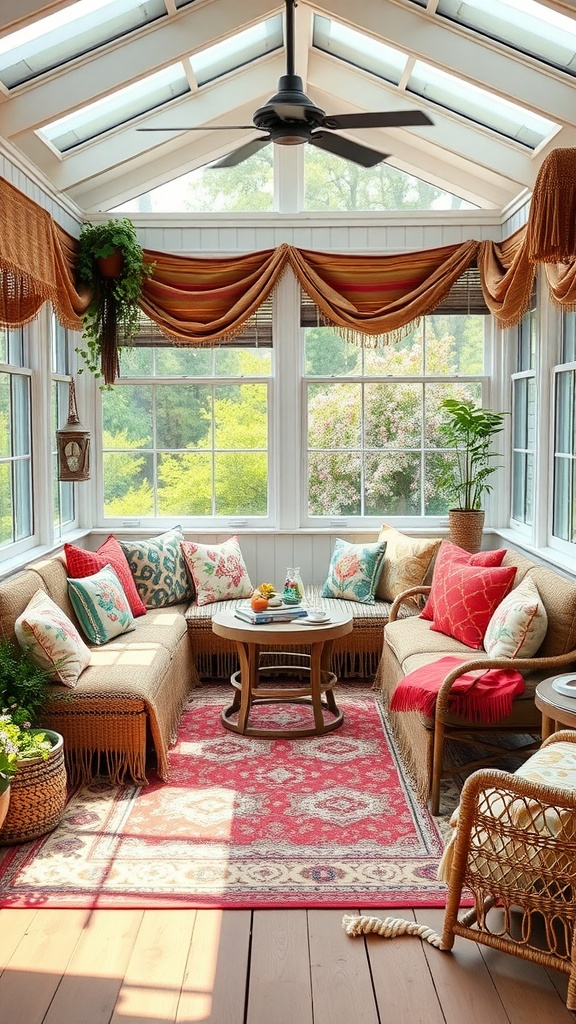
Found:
[282,567,304,605]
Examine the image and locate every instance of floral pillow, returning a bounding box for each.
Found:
[376,524,441,606]
[180,536,253,607]
[67,565,136,645]
[120,527,194,608]
[64,535,146,617]
[14,589,91,687]
[484,576,548,659]
[321,538,387,604]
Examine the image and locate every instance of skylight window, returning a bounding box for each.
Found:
[408,61,557,147]
[437,0,576,74]
[40,65,189,153]
[0,0,166,89]
[189,15,283,87]
[313,15,407,84]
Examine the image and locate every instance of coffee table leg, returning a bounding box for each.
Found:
[540,712,555,741]
[309,642,325,731]
[236,641,253,734]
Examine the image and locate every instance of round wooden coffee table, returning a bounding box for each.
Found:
[535,675,576,740]
[211,608,353,738]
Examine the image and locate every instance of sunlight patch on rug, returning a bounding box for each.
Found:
[0,685,451,909]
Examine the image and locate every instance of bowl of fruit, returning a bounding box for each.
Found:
[250,583,283,612]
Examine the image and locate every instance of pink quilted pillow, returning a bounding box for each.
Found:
[420,541,506,621]
[64,535,147,617]
[430,563,517,649]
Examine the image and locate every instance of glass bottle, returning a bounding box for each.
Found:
[283,567,304,605]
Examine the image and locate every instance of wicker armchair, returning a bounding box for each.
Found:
[440,731,576,1010]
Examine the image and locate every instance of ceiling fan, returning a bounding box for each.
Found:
[138,0,433,168]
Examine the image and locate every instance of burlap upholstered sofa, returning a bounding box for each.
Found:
[0,554,197,787]
[378,549,576,814]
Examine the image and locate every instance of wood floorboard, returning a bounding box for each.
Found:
[0,906,572,1023]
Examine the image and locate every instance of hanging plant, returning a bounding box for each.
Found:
[75,217,154,385]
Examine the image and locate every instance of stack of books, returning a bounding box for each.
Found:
[234,603,308,625]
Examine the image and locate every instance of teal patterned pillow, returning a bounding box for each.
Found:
[321,538,387,604]
[67,565,136,645]
[120,527,194,608]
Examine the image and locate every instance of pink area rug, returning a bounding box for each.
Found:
[0,685,450,909]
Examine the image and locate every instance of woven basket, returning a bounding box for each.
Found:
[0,730,67,846]
[448,508,485,554]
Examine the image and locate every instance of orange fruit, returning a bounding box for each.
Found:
[250,593,269,612]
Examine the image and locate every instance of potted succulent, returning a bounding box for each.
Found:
[0,640,66,845]
[439,398,508,552]
[75,217,154,385]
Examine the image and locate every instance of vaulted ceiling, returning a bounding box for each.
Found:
[1,0,574,214]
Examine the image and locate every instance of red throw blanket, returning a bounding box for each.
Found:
[390,656,526,723]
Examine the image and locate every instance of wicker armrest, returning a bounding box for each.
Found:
[389,585,431,622]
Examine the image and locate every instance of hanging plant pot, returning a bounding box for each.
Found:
[0,730,67,846]
[448,508,485,554]
[97,249,124,279]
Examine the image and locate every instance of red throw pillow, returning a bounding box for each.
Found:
[430,563,517,649]
[420,541,506,621]
[64,536,147,617]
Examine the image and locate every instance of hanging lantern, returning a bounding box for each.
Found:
[57,380,90,482]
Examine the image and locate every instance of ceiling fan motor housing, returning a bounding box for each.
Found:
[253,74,326,144]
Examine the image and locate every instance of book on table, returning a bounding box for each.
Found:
[234,603,309,625]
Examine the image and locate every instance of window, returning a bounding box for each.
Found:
[101,334,272,524]
[303,312,486,522]
[552,310,576,545]
[51,316,76,538]
[511,294,537,527]
[0,328,33,553]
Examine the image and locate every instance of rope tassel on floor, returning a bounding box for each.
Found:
[342,914,444,948]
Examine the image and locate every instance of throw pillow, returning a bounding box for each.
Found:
[321,538,387,604]
[180,536,253,607]
[430,563,517,649]
[64,536,146,617]
[120,527,194,608]
[14,589,91,687]
[67,565,136,645]
[376,524,441,606]
[484,576,548,659]
[420,540,507,621]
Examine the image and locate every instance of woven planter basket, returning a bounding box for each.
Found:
[448,508,485,554]
[0,730,67,846]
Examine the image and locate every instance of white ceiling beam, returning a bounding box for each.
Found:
[308,54,535,187]
[0,0,279,136]
[311,0,576,125]
[0,1,76,36]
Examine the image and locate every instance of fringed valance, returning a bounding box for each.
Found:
[0,178,86,330]
[3,150,576,347]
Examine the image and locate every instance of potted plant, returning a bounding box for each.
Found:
[75,217,154,386]
[0,640,67,845]
[439,398,508,552]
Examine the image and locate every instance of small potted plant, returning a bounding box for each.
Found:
[0,640,67,845]
[439,398,508,552]
[75,217,154,385]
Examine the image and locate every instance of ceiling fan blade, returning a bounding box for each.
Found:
[309,131,389,168]
[137,124,256,132]
[208,137,271,168]
[322,111,433,130]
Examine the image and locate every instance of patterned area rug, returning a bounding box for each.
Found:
[0,684,451,909]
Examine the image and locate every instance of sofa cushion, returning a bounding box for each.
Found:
[376,525,440,606]
[68,565,136,645]
[14,589,91,687]
[121,527,194,609]
[484,576,548,659]
[321,538,387,604]
[65,536,147,617]
[430,563,516,649]
[421,541,506,622]
[181,536,253,606]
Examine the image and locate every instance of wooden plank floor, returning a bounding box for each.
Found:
[0,905,572,1024]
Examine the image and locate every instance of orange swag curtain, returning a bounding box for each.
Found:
[477,227,535,329]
